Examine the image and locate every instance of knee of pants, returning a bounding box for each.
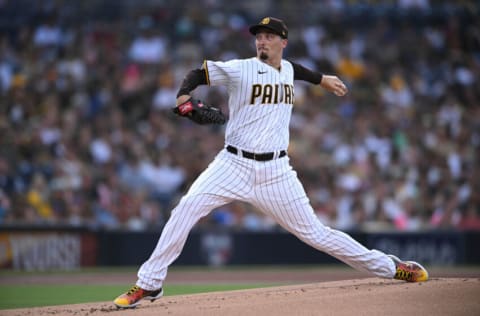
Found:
[172,194,218,218]
[291,222,330,245]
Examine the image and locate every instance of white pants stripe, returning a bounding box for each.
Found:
[136,149,395,290]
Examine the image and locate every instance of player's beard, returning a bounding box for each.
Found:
[260,52,268,60]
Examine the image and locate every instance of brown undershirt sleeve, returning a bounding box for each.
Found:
[176,68,208,97]
[289,60,323,85]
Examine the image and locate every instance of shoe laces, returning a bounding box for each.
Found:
[395,261,417,281]
[395,268,413,281]
[126,285,142,296]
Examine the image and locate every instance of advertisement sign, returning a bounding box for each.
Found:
[0,232,96,270]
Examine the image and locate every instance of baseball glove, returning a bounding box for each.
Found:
[172,97,226,125]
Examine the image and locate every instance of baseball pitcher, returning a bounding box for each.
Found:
[114,17,428,309]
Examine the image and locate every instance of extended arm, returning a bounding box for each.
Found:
[290,61,348,96]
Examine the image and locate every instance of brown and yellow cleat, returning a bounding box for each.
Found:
[388,255,429,282]
[113,285,163,309]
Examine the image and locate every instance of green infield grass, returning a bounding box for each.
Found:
[0,265,312,310]
[0,283,272,310]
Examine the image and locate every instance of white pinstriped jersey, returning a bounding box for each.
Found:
[204,57,294,153]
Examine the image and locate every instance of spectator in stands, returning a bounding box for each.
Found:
[0,0,478,232]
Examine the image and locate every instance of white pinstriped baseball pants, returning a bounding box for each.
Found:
[136,149,396,290]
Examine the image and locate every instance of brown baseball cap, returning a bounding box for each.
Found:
[249,17,288,39]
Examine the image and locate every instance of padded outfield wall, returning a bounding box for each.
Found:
[1,227,479,270]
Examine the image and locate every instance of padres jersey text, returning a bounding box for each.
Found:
[204,57,294,153]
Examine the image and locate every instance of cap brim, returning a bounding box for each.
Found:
[249,25,286,38]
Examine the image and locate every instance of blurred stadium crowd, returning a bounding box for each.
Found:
[0,0,479,232]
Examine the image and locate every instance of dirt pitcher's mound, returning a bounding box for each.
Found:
[4,278,480,316]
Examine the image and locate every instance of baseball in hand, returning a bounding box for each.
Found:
[321,75,348,96]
